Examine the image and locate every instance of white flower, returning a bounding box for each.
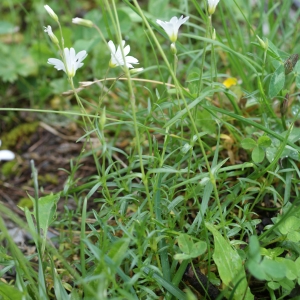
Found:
[44,25,59,45]
[208,0,220,15]
[108,40,139,69]
[72,17,94,28]
[47,48,87,78]
[0,140,15,161]
[156,15,189,43]
[44,5,58,22]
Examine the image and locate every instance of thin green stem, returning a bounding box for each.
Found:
[132,0,226,233]
[109,0,152,217]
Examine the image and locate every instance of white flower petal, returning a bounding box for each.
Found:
[75,50,88,70]
[108,40,116,55]
[125,56,139,64]
[123,45,130,56]
[0,150,15,161]
[48,58,66,71]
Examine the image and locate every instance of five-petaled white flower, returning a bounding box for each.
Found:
[108,40,139,69]
[156,15,189,43]
[208,0,220,15]
[47,48,87,78]
[0,140,15,161]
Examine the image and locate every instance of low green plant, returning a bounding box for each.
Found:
[1,0,300,299]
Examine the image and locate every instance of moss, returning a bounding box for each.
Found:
[1,161,17,177]
[1,122,40,148]
[37,174,59,185]
[17,197,34,209]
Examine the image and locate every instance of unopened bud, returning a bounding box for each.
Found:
[130,68,144,74]
[44,5,58,22]
[72,17,94,28]
[212,28,216,40]
[170,42,177,54]
[44,25,59,45]
[256,35,268,50]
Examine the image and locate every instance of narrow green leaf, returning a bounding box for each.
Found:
[142,267,186,299]
[108,238,130,268]
[164,89,214,128]
[0,283,24,300]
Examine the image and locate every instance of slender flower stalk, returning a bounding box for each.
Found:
[156,16,189,77]
[156,15,189,43]
[47,48,87,78]
[108,40,139,69]
[43,5,92,133]
[0,140,15,161]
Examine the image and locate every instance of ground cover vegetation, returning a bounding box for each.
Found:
[1,0,300,299]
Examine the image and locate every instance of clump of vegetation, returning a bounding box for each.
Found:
[1,0,300,299]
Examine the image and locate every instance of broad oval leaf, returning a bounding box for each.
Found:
[206,223,254,300]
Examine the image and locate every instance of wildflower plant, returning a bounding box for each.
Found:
[2,1,300,300]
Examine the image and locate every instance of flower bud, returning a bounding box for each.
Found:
[72,17,94,28]
[44,5,58,22]
[44,25,59,45]
[256,35,268,50]
[212,28,216,40]
[170,42,177,54]
[130,68,144,74]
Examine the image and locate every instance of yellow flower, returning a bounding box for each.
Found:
[223,77,238,88]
